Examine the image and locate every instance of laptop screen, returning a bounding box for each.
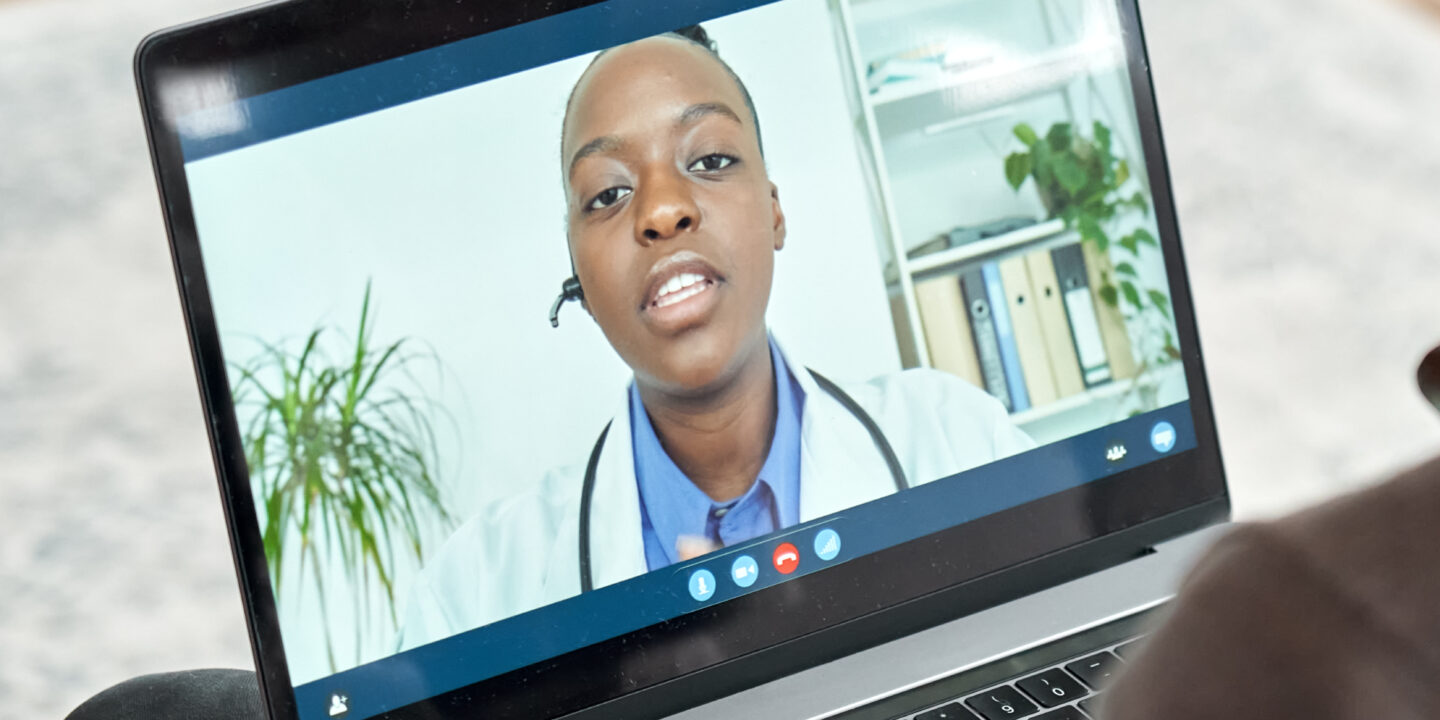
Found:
[145,0,1223,717]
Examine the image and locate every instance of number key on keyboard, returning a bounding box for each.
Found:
[1113,639,1142,660]
[1065,652,1121,690]
[1035,707,1086,720]
[1016,668,1087,708]
[916,702,980,720]
[965,685,1038,719]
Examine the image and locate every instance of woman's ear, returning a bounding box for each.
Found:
[770,182,786,251]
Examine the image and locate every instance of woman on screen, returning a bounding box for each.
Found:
[400,26,1033,650]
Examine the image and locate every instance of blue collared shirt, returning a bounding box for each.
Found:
[630,338,804,571]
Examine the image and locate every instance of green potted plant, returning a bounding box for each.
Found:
[230,281,453,670]
[1005,120,1181,377]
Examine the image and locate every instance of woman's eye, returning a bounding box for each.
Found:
[587,186,632,211]
[688,154,736,172]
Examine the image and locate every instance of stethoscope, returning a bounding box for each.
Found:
[551,277,910,592]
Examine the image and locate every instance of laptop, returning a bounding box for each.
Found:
[134,0,1228,718]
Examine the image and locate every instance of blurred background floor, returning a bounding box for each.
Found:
[2,0,1439,717]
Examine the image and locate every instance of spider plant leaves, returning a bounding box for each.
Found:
[231,280,453,670]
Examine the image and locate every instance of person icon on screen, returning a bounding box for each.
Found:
[327,693,349,719]
[399,25,1033,650]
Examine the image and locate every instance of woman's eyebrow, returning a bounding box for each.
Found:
[568,135,623,177]
[676,102,742,129]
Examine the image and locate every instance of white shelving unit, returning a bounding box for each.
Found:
[906,218,1070,277]
[829,0,1182,437]
[832,0,1118,372]
[869,39,1125,136]
[869,41,1122,108]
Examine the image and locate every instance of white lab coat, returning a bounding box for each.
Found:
[398,343,1034,651]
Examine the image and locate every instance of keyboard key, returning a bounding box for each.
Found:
[916,703,980,720]
[1078,693,1103,717]
[1065,652,1121,690]
[1017,668,1088,707]
[1113,639,1143,660]
[965,685,1038,719]
[1036,708,1086,720]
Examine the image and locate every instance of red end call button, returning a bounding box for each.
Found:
[773,542,800,575]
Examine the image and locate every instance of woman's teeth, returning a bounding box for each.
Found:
[653,272,712,308]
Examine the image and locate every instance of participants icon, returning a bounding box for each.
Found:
[1105,439,1128,464]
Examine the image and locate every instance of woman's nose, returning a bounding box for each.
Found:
[635,172,699,244]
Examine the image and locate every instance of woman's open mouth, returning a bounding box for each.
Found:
[640,252,724,333]
[651,272,714,309]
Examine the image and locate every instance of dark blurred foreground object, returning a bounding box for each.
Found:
[67,669,262,720]
[1101,450,1440,720]
[1419,343,1440,413]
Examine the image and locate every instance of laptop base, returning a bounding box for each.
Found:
[673,524,1227,720]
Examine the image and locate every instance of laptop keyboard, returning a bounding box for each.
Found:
[831,606,1158,720]
[909,641,1135,719]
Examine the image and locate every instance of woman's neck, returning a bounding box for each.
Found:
[638,338,777,503]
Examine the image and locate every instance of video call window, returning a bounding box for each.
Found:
[182,0,1187,686]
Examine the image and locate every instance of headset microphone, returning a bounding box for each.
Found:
[549,276,585,328]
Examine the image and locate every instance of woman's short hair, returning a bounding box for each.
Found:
[562,24,764,162]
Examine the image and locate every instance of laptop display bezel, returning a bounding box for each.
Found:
[133,1,1229,717]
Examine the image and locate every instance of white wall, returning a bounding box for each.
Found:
[184,0,896,682]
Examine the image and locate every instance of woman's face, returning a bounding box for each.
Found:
[562,36,785,398]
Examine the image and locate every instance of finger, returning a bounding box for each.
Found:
[676,535,720,561]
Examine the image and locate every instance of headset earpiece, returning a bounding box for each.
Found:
[549,276,585,328]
